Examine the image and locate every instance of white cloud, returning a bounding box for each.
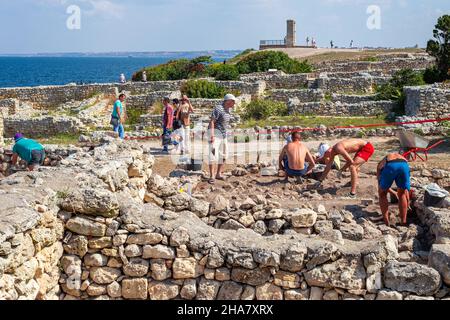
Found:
[36,0,124,19]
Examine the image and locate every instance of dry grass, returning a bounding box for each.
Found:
[306,48,425,65]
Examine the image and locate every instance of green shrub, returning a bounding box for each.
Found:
[241,100,288,121]
[227,49,256,64]
[361,56,379,62]
[181,80,227,99]
[423,66,442,84]
[151,102,164,115]
[376,69,425,115]
[208,64,240,81]
[127,108,147,125]
[132,56,213,81]
[236,51,313,74]
[426,15,450,82]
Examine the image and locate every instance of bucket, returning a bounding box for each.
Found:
[424,191,446,208]
[424,183,449,208]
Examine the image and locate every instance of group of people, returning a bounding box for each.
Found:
[306,37,317,47]
[8,90,410,228]
[161,95,195,154]
[279,134,411,227]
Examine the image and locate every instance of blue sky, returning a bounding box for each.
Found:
[0,0,448,54]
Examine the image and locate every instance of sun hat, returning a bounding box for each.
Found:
[318,143,331,159]
[224,94,237,102]
[14,133,24,142]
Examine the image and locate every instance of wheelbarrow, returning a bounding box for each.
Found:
[396,130,445,162]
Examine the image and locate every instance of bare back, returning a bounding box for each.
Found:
[285,142,308,170]
[334,139,367,155]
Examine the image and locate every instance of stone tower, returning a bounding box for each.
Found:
[286,20,296,47]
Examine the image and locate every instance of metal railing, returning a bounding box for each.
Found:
[260,40,285,46]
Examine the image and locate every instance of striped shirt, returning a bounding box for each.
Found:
[209,104,232,138]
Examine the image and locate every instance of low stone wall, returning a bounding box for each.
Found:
[0,139,449,300]
[268,89,324,103]
[288,100,395,117]
[3,116,84,139]
[126,91,181,112]
[331,94,376,104]
[240,72,309,89]
[0,84,118,109]
[315,57,435,73]
[404,85,450,118]
[316,77,375,94]
[0,99,18,117]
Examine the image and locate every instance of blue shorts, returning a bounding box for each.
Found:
[379,160,411,191]
[284,158,309,177]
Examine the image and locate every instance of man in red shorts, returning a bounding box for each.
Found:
[319,139,375,198]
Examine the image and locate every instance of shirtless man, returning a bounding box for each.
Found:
[319,139,375,197]
[377,153,411,227]
[279,132,316,181]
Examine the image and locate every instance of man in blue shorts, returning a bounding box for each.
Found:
[377,153,411,227]
[279,131,316,182]
[12,133,46,171]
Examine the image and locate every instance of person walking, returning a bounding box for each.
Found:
[350,40,354,48]
[175,95,194,155]
[162,97,174,153]
[11,133,45,171]
[306,36,310,46]
[207,94,236,184]
[111,93,126,139]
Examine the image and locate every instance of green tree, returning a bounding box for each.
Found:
[376,69,425,115]
[426,15,450,82]
[236,51,312,74]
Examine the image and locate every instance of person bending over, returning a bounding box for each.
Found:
[279,131,316,181]
[12,133,45,171]
[377,153,411,227]
[319,138,375,197]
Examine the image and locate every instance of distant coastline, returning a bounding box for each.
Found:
[0,50,242,88]
[0,50,243,58]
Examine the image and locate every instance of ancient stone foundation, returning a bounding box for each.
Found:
[0,139,449,300]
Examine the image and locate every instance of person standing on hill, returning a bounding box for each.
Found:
[306,37,310,46]
[12,133,45,171]
[111,93,126,139]
[175,95,195,155]
[162,97,174,153]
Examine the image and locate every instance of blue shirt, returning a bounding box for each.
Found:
[13,138,44,163]
[112,100,123,119]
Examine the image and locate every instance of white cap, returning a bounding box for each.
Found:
[224,94,237,102]
[318,143,330,158]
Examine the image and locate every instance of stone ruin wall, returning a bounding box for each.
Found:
[404,84,450,118]
[0,140,449,300]
[3,116,84,139]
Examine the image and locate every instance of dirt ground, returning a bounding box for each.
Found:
[144,135,449,229]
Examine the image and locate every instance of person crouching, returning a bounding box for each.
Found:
[279,131,316,182]
[12,133,46,171]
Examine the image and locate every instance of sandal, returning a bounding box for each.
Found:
[216,176,226,181]
[208,178,216,184]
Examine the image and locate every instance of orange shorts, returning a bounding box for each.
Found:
[355,143,375,162]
